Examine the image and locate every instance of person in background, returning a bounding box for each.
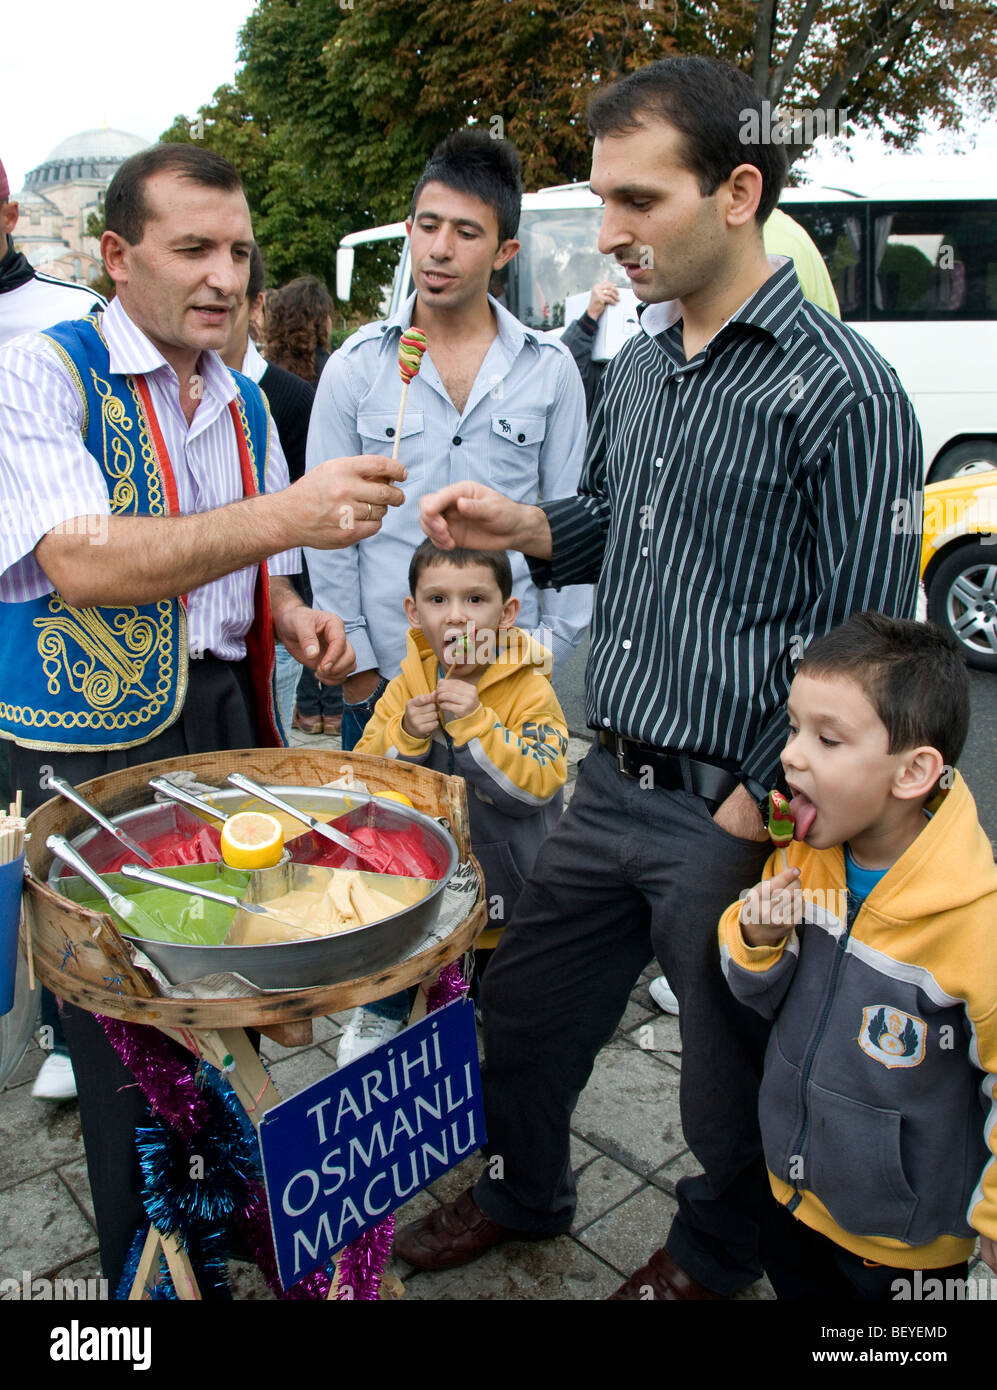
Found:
[266,274,335,385]
[0,154,106,350]
[220,247,319,733]
[266,274,343,734]
[562,209,840,420]
[0,152,108,1100]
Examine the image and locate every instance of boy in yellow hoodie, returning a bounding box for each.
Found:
[340,540,569,1061]
[718,612,997,1299]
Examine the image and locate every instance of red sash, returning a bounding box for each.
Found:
[133,379,282,748]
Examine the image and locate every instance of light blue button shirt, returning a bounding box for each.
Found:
[304,293,591,680]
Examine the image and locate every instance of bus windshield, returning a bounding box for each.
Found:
[500,207,623,330]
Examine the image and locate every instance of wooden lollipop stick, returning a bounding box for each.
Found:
[391,383,409,462]
[393,329,427,461]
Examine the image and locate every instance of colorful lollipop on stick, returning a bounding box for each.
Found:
[767,790,795,871]
[393,328,428,460]
[441,630,474,680]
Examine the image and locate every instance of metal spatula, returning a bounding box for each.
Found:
[225,772,390,872]
[46,776,156,866]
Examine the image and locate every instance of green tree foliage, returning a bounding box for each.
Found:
[162,0,997,312]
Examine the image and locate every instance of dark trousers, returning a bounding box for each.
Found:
[294,667,342,719]
[14,656,258,1293]
[473,741,772,1295]
[763,1198,970,1300]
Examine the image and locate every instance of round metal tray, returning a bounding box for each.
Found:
[50,785,458,990]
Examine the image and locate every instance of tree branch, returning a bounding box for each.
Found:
[752,0,778,91]
[769,0,824,103]
[814,0,934,114]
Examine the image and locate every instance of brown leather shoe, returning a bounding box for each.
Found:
[322,714,342,736]
[607,1248,722,1300]
[394,1188,542,1271]
[292,708,323,735]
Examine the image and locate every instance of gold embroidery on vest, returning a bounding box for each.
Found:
[235,396,262,490]
[0,603,185,750]
[91,370,138,513]
[126,376,166,515]
[35,600,159,711]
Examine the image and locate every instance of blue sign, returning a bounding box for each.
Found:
[258,997,485,1289]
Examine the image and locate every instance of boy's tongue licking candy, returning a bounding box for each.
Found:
[789,792,818,840]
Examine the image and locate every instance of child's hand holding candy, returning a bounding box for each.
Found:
[402,692,440,739]
[738,864,803,947]
[436,679,481,725]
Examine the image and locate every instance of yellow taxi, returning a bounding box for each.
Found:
[920,470,997,670]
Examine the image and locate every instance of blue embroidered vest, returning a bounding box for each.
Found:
[0,314,284,751]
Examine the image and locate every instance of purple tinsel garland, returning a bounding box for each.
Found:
[335,1215,395,1300]
[97,1015,211,1140]
[98,1015,331,1300]
[425,957,468,1013]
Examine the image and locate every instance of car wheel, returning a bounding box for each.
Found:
[926,542,997,671]
[929,440,997,482]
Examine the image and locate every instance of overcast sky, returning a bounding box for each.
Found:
[2,0,994,198]
[1,0,254,192]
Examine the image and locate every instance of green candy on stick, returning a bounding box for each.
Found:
[767,790,796,870]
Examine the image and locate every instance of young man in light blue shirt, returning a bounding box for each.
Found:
[305,129,590,756]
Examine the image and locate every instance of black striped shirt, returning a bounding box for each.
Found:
[534,259,922,795]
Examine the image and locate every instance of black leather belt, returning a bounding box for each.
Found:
[598,731,739,811]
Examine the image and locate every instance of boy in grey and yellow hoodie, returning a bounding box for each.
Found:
[719,613,997,1298]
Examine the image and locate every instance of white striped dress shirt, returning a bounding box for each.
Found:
[0,296,299,660]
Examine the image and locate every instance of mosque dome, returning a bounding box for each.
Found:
[24,128,149,191]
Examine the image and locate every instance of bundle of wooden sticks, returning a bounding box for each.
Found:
[0,791,25,865]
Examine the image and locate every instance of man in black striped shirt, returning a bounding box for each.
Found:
[399,57,922,1298]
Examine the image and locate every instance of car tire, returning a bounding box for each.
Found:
[929,440,997,482]
[926,541,997,671]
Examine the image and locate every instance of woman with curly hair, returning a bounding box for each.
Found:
[264,275,334,385]
[264,273,343,735]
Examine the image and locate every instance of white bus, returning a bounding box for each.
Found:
[336,180,997,483]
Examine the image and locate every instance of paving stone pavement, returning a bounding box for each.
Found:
[2,728,990,1305]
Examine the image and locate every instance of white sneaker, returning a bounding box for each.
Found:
[649,975,680,1016]
[31,1052,78,1100]
[337,1008,406,1067]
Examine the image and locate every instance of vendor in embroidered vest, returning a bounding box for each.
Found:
[0,143,406,1292]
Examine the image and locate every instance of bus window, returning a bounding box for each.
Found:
[785,205,865,318]
[870,203,997,321]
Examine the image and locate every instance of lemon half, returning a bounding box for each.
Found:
[373,790,415,808]
[219,811,285,870]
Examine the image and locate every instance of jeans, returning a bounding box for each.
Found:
[274,644,301,737]
[295,665,343,720]
[340,676,389,752]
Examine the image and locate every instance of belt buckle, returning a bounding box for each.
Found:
[616,735,632,778]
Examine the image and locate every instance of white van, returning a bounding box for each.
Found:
[336,180,997,483]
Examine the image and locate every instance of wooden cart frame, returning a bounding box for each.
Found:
[22,748,486,1300]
